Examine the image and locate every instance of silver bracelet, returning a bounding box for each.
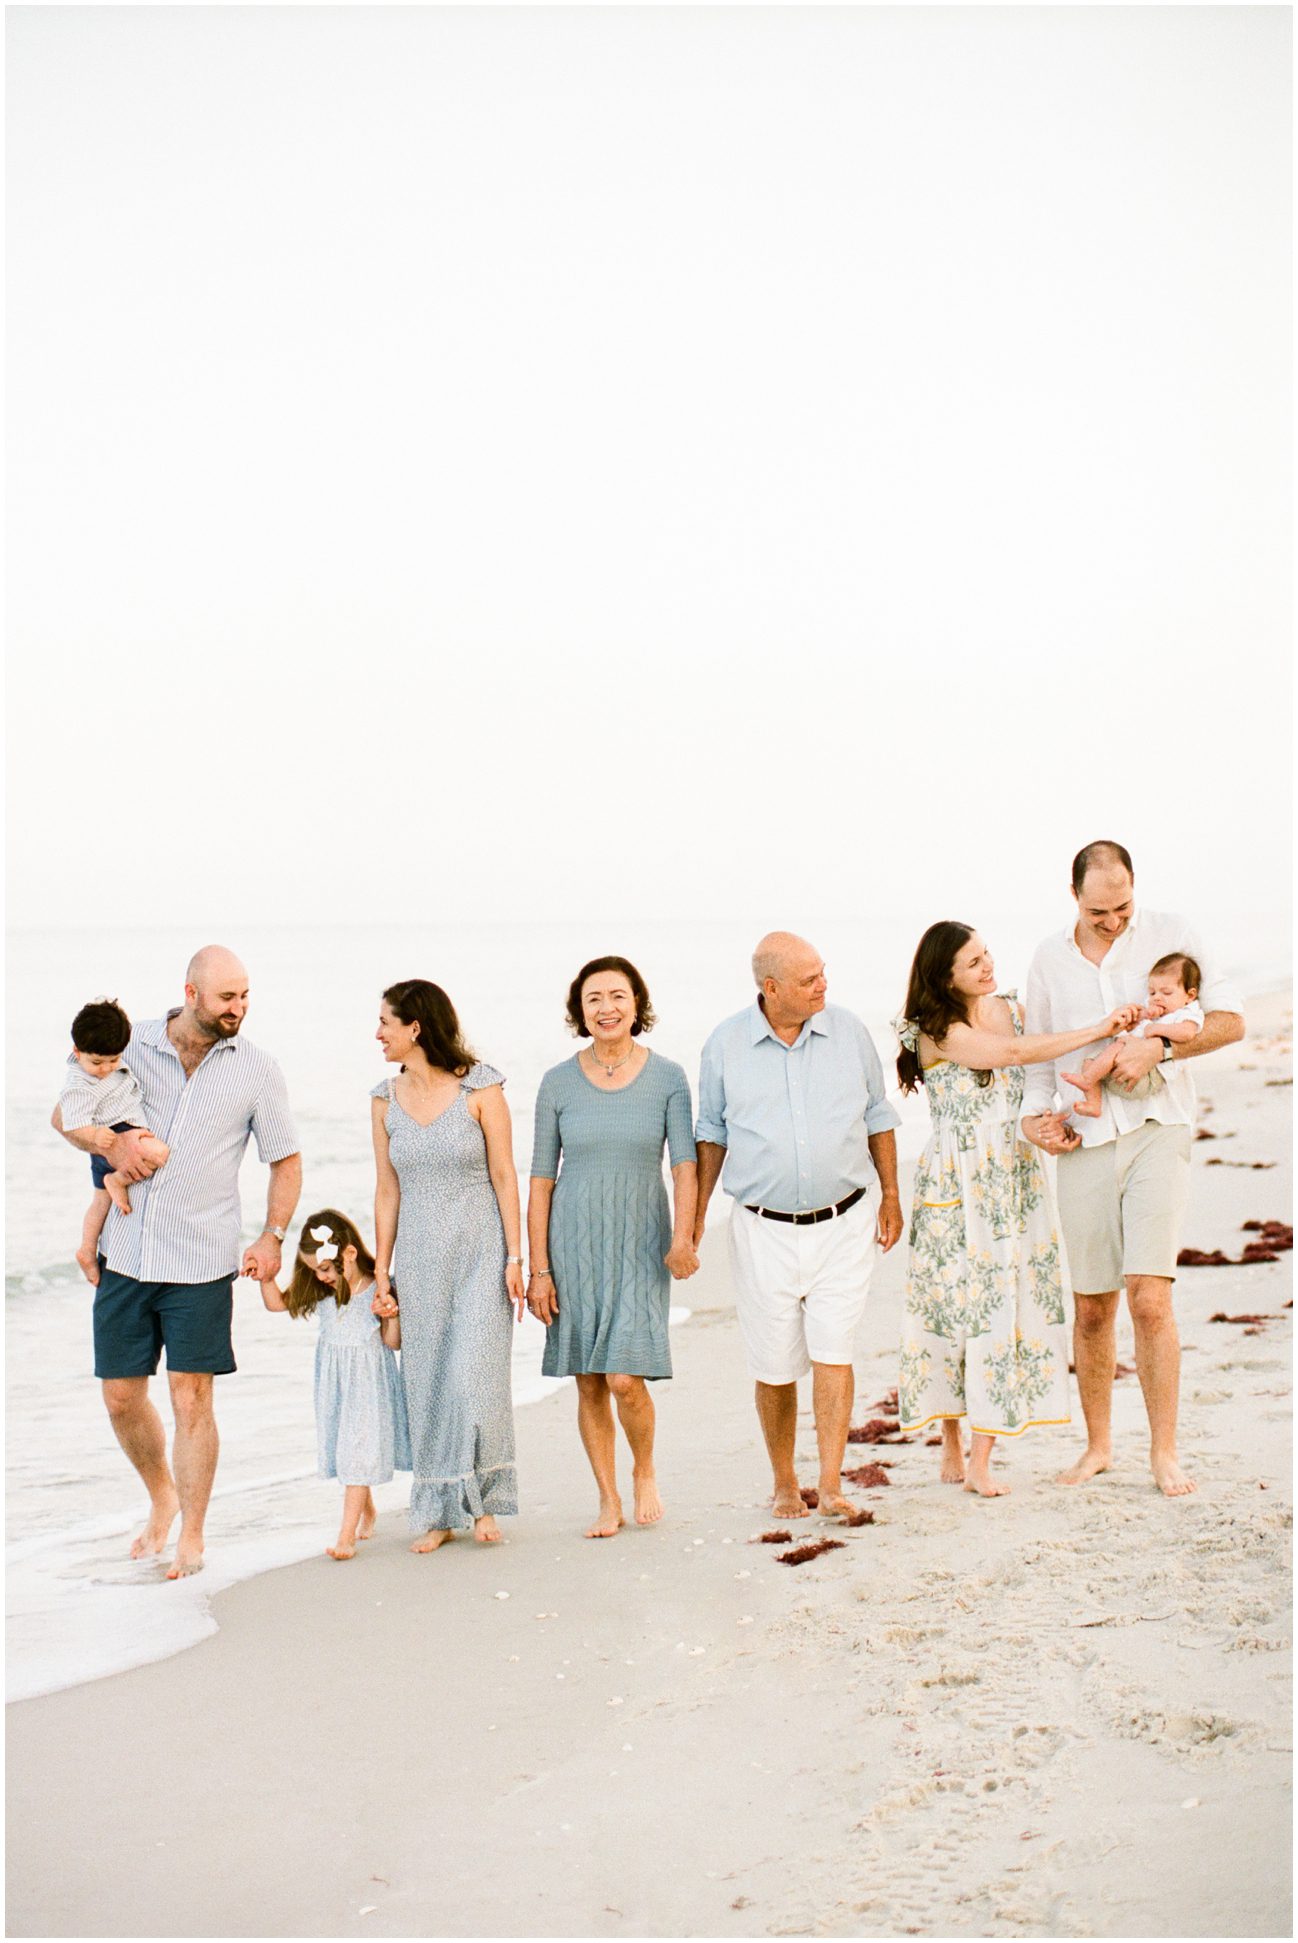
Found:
[533,1267,553,1278]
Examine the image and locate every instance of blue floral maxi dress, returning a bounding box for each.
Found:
[373,1064,518,1532]
[898,997,1071,1437]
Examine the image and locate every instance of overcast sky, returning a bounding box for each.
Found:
[7,6,1291,950]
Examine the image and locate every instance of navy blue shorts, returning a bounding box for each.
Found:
[90,1123,138,1191]
[93,1267,236,1379]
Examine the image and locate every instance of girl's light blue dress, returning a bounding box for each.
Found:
[530,1050,695,1380]
[315,1280,411,1487]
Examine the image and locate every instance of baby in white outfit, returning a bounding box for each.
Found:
[1062,953,1205,1118]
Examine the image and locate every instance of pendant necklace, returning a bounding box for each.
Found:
[590,1043,634,1079]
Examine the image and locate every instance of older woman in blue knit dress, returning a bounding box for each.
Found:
[527,957,699,1538]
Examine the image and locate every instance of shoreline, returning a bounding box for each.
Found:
[6,989,1292,1937]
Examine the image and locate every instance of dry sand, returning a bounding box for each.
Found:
[6,994,1291,1939]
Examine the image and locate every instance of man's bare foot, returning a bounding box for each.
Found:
[75,1245,102,1287]
[1152,1455,1198,1497]
[964,1473,1010,1498]
[411,1528,455,1553]
[771,1487,810,1520]
[817,1491,858,1520]
[327,1539,357,1560]
[1056,1447,1112,1486]
[633,1475,664,1525]
[585,1498,624,1538]
[940,1427,967,1485]
[130,1489,179,1560]
[473,1515,503,1543]
[1059,1074,1101,1117]
[165,1537,204,1579]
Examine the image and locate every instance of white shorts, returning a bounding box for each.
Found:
[726,1189,879,1383]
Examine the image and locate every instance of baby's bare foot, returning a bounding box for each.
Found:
[75,1245,101,1287]
[1060,1074,1102,1118]
[104,1171,134,1214]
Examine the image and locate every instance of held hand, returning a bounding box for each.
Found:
[371,1271,397,1318]
[876,1192,904,1253]
[664,1241,700,1280]
[505,1262,527,1321]
[1022,1112,1083,1156]
[1101,1003,1142,1036]
[1109,1032,1163,1087]
[527,1273,559,1326]
[241,1233,282,1281]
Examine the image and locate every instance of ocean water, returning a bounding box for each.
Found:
[6,914,1285,1701]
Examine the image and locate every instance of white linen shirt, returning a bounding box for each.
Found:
[58,1055,147,1131]
[98,1014,299,1284]
[1021,910,1244,1147]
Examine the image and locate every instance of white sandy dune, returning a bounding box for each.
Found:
[6,995,1291,1939]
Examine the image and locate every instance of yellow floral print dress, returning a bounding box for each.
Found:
[897,995,1071,1437]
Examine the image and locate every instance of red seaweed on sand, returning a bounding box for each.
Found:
[776,1538,846,1566]
[844,1462,892,1489]
[847,1417,915,1444]
[754,1529,793,1544]
[799,1486,819,1509]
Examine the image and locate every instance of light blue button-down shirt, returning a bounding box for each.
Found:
[695,1001,900,1212]
[100,1014,299,1285]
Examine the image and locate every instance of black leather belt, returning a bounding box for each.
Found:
[745,1185,867,1225]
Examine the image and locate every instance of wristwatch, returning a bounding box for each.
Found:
[266,1224,287,1242]
[1159,1038,1176,1063]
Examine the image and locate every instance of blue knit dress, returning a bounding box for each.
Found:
[530,1051,695,1380]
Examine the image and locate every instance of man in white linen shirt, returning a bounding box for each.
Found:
[694,933,903,1522]
[53,946,302,1577]
[1021,842,1244,1498]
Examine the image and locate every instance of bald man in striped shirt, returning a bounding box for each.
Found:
[54,946,301,1578]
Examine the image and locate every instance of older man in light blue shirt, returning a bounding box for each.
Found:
[695,932,902,1522]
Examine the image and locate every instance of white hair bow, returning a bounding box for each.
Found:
[893,1015,920,1053]
[309,1223,338,1262]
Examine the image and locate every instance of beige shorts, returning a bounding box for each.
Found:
[726,1190,879,1383]
[1055,1121,1193,1292]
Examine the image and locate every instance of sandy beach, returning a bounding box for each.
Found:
[6,994,1291,1940]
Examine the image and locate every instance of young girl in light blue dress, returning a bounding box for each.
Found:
[260,1207,410,1560]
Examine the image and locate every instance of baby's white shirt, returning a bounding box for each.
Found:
[1125,999,1205,1039]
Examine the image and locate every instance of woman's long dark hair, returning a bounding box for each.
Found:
[382,979,476,1077]
[896,921,991,1095]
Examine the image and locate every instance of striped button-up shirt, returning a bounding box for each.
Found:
[100,1014,300,1285]
[59,1055,147,1131]
[695,1001,901,1212]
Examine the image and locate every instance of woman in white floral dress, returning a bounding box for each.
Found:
[894,924,1137,1496]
